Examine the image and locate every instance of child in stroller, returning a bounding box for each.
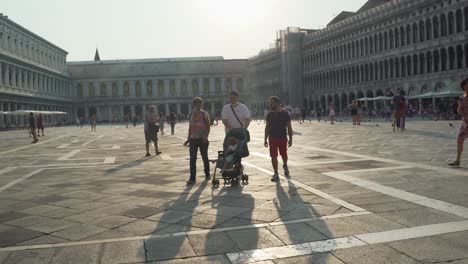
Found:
[211,128,249,187]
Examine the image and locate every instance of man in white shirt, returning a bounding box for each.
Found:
[221,90,251,132]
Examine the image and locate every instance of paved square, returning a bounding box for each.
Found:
[0,120,467,263]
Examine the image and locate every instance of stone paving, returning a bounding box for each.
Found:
[0,118,467,263]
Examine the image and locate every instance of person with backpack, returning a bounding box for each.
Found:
[184,97,211,184]
[144,105,161,157]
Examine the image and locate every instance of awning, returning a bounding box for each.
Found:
[356,97,372,101]
[2,110,68,116]
[409,90,463,99]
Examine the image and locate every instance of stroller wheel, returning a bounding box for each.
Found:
[231,178,238,186]
[212,179,220,188]
[242,174,249,184]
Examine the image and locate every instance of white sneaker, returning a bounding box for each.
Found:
[271,172,279,181]
[283,165,290,177]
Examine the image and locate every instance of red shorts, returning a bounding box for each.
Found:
[269,137,287,158]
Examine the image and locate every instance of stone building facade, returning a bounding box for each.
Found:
[249,0,468,115]
[0,13,247,126]
[0,14,73,127]
[69,58,247,122]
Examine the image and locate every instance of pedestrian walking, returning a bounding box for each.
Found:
[37,113,45,136]
[184,97,211,184]
[350,101,358,125]
[449,78,468,167]
[317,108,322,122]
[221,90,251,132]
[329,103,335,125]
[392,91,405,132]
[90,113,97,132]
[144,105,161,157]
[29,112,38,143]
[264,96,292,181]
[159,112,165,135]
[169,112,176,135]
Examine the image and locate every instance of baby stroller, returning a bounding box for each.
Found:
[211,128,249,188]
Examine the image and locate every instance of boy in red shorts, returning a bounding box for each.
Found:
[264,96,293,181]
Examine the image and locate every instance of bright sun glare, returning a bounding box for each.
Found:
[204,0,269,23]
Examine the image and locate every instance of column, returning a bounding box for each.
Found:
[85,106,89,120]
[165,104,169,115]
[0,102,3,128]
[418,98,423,115]
[96,106,101,122]
[11,66,16,87]
[18,69,22,88]
[211,102,215,114]
[142,104,147,119]
[107,81,112,98]
[210,78,215,95]
[5,65,9,86]
[176,103,181,115]
[164,80,170,97]
[120,105,124,119]
[0,63,3,85]
[175,79,181,97]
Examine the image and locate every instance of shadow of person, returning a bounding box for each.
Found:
[202,184,257,257]
[141,181,208,262]
[104,157,151,175]
[273,176,333,263]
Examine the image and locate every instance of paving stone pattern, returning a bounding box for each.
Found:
[0,120,467,263]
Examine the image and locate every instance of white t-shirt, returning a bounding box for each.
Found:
[221,103,251,131]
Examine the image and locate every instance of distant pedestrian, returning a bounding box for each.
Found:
[392,91,405,132]
[37,113,45,136]
[184,97,211,184]
[449,78,468,167]
[329,103,335,125]
[350,101,358,125]
[90,113,97,132]
[169,112,176,135]
[264,96,292,181]
[159,112,165,135]
[144,105,161,157]
[317,108,322,122]
[29,112,38,143]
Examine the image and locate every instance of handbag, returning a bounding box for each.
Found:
[230,105,250,142]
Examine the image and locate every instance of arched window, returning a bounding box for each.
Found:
[237,78,244,92]
[88,83,95,97]
[441,14,448,36]
[383,32,388,51]
[360,39,364,56]
[135,81,141,97]
[419,21,425,42]
[192,80,199,95]
[434,50,440,72]
[369,36,374,54]
[448,46,455,70]
[419,53,425,74]
[426,18,432,40]
[170,80,176,96]
[441,48,447,71]
[395,58,400,77]
[124,82,130,97]
[456,9,462,33]
[181,80,187,96]
[77,84,83,97]
[413,54,418,75]
[426,51,432,73]
[412,23,418,43]
[389,31,394,49]
[215,78,221,94]
[379,33,383,51]
[400,26,405,46]
[112,82,118,97]
[364,37,369,55]
[448,12,454,35]
[465,44,468,68]
[146,81,152,96]
[456,45,463,69]
[406,24,411,45]
[395,28,400,48]
[406,56,412,76]
[384,60,389,79]
[100,83,106,97]
[465,7,468,31]
[389,59,394,78]
[433,16,439,38]
[379,61,384,80]
[157,80,164,96]
[370,63,374,80]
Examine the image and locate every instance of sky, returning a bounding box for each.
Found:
[1,0,368,61]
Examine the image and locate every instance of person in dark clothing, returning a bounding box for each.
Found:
[169,112,176,135]
[264,96,293,181]
[29,113,38,143]
[36,113,45,136]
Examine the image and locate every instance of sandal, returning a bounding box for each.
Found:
[448,161,460,166]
